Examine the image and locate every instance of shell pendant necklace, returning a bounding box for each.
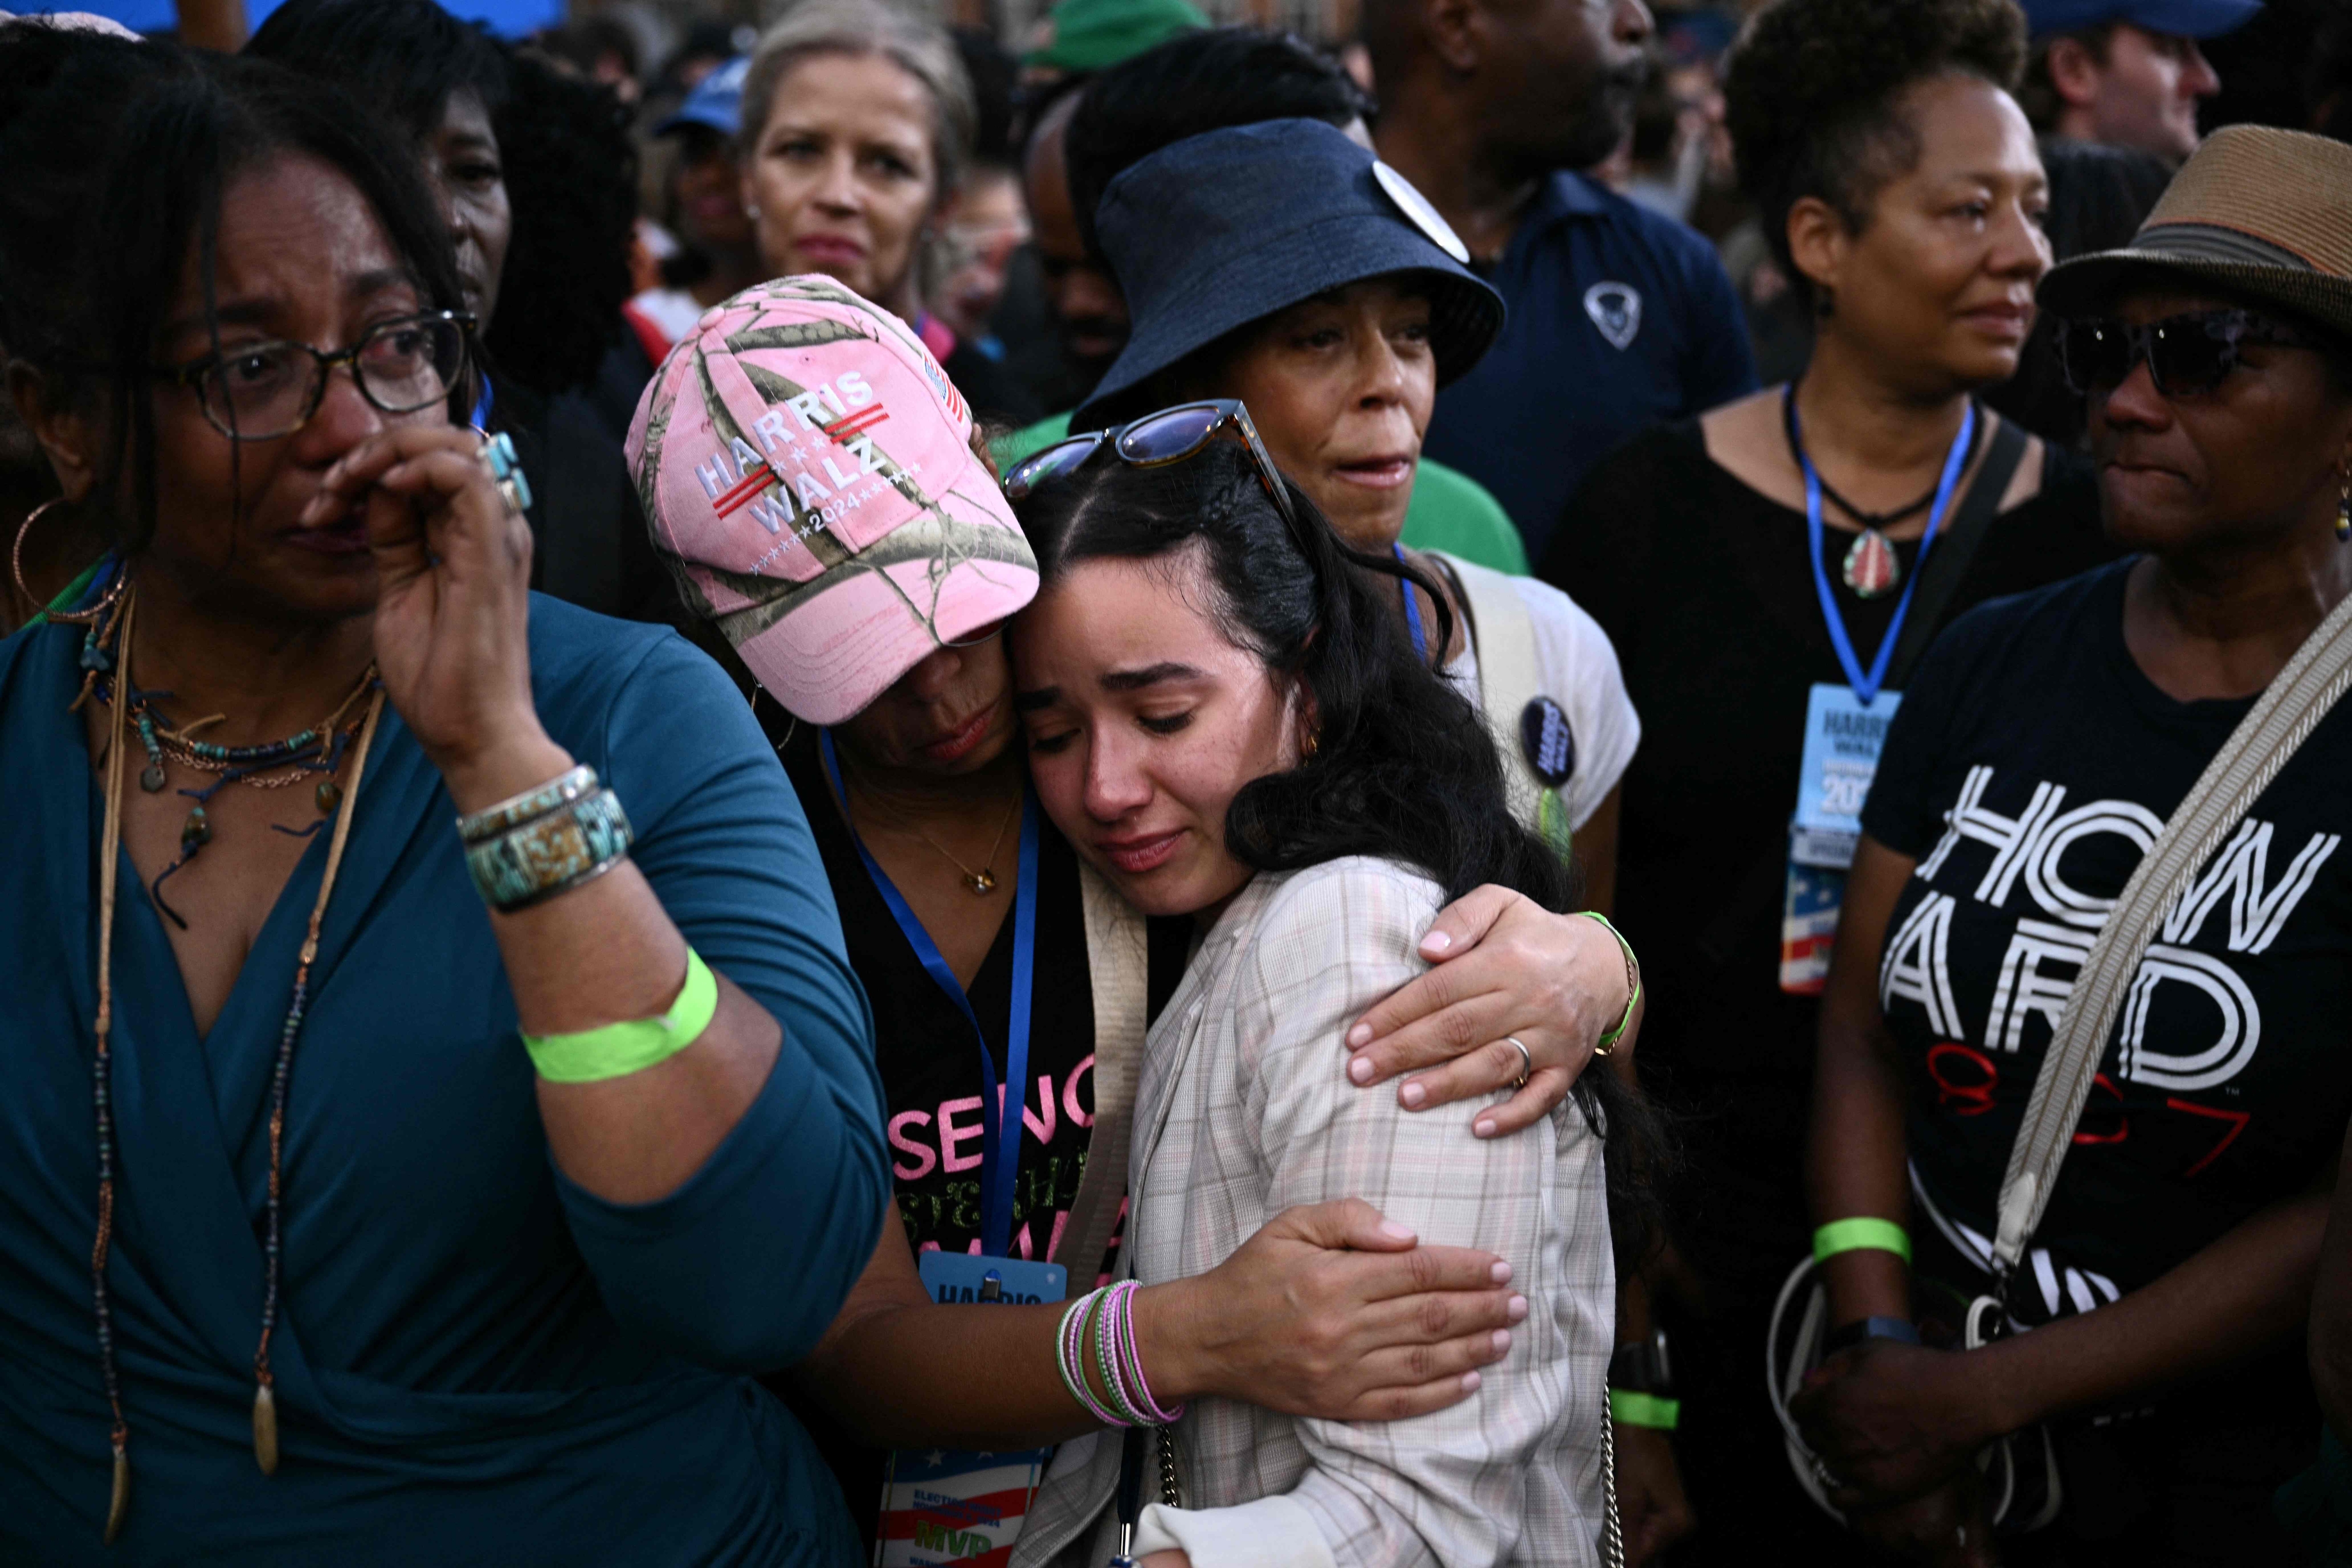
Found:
[1782,385,1983,600]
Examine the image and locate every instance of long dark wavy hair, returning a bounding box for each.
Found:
[1012,440,1667,1256]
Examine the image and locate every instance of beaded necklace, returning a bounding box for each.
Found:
[75,588,379,928]
[79,584,386,1542]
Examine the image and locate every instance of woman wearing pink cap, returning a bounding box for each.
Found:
[630,275,1639,1557]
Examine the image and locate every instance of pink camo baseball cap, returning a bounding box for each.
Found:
[626,275,1037,725]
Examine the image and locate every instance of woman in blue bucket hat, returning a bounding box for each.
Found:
[1015,118,1641,914]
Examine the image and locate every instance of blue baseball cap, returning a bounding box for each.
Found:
[2019,0,2260,39]
[655,55,747,138]
[1074,119,1505,432]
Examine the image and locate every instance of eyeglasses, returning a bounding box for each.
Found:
[155,310,476,440]
[1001,399,1302,534]
[2057,307,2318,400]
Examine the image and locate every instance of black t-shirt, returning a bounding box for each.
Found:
[779,733,1105,1264]
[1539,417,2120,1291]
[1863,559,2352,1321]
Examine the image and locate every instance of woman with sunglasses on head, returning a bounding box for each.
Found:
[0,35,888,1562]
[1537,5,2124,1556]
[629,275,1647,1561]
[1800,125,2352,1564]
[998,394,1659,1568]
[1026,118,1639,907]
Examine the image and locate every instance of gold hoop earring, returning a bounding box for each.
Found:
[1300,728,1319,760]
[12,496,118,627]
[2337,462,2350,544]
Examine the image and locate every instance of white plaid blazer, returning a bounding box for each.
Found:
[1013,857,1613,1568]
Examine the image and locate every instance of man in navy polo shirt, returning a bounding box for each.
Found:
[1368,0,1756,560]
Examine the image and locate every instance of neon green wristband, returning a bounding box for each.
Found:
[1812,1217,1912,1266]
[1609,1389,1681,1430]
[523,950,719,1083]
[1578,912,1642,1054]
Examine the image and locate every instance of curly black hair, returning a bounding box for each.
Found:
[1726,0,2027,308]
[490,49,637,394]
[247,0,636,396]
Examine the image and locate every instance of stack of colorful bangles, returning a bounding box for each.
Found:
[460,763,635,912]
[1056,1281,1184,1427]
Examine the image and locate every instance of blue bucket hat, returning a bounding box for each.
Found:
[655,55,749,139]
[1073,118,1506,432]
[2018,0,2260,39]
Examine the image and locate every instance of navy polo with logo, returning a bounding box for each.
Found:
[1421,170,1756,561]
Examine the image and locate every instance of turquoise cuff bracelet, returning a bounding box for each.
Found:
[462,766,633,911]
[458,763,599,844]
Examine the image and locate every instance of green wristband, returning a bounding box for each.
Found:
[523,950,719,1083]
[1578,912,1642,1052]
[1609,1389,1681,1430]
[1813,1217,1912,1266]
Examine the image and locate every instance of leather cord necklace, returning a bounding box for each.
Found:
[78,580,386,1541]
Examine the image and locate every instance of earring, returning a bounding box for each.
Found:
[1301,729,1320,760]
[2338,464,2350,543]
[12,494,119,626]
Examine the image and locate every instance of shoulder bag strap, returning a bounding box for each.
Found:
[1989,581,2352,1288]
[1887,412,2030,687]
[1434,551,1545,825]
[1053,860,1147,1284]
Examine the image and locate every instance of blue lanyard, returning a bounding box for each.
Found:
[1394,543,1427,659]
[470,373,495,432]
[820,730,1038,1257]
[1789,387,1975,707]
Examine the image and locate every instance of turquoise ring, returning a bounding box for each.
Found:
[479,432,533,515]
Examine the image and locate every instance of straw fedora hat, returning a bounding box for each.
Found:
[2040,125,2352,342]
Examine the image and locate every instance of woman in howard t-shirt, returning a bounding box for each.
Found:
[1801,126,2352,1560]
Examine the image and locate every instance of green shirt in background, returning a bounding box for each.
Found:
[991,410,1530,577]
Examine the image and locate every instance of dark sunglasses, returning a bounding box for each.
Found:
[1001,399,1301,534]
[2057,307,2318,400]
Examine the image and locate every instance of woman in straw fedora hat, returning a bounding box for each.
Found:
[1799,124,2352,1564]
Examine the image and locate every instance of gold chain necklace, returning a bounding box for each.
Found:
[847,777,1021,896]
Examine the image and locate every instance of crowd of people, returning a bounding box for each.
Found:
[6,0,2352,1563]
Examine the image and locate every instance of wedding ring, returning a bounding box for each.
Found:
[479,432,533,515]
[1504,1035,1533,1090]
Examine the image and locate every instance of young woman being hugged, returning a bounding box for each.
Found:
[1005,423,1653,1566]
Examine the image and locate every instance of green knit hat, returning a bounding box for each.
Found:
[1022,0,1208,75]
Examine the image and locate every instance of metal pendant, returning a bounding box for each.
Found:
[967,868,997,895]
[252,1380,279,1475]
[139,764,166,794]
[315,779,343,815]
[1842,529,1901,599]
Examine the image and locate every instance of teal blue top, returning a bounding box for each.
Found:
[993,411,1529,576]
[0,591,888,1563]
